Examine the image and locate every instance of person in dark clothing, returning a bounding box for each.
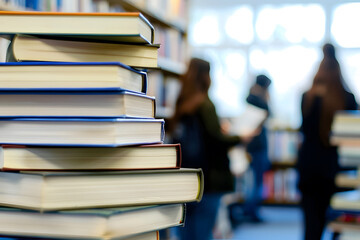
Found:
[296,43,358,240]
[243,74,272,222]
[168,58,253,240]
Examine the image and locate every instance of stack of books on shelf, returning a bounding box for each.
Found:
[328,110,360,238]
[0,11,203,240]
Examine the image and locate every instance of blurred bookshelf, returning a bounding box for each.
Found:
[264,128,301,205]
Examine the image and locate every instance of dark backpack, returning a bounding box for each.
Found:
[171,115,206,169]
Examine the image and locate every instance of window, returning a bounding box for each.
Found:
[332,3,360,48]
[256,5,325,43]
[189,10,221,46]
[189,1,360,128]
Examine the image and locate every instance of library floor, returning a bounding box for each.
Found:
[228,206,334,240]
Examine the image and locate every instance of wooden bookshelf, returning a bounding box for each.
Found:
[110,0,188,118]
[158,56,186,76]
[270,161,296,169]
[107,0,187,34]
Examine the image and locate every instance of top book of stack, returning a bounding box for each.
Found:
[0,11,154,44]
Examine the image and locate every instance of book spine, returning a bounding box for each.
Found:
[176,143,182,168]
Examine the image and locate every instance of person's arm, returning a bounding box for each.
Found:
[198,99,242,148]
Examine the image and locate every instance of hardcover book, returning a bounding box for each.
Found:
[0,11,154,44]
[0,169,203,211]
[0,91,156,118]
[0,62,147,93]
[0,118,165,147]
[0,203,184,239]
[332,111,360,137]
[331,190,360,211]
[0,144,181,171]
[6,35,159,69]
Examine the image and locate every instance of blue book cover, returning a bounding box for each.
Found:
[0,62,148,94]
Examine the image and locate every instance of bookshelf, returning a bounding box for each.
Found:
[264,128,301,205]
[231,128,301,206]
[106,0,188,118]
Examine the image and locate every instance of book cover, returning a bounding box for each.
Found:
[8,35,159,69]
[0,144,181,171]
[0,117,165,147]
[0,11,154,44]
[0,90,156,118]
[332,110,360,136]
[0,169,203,211]
[0,62,148,93]
[0,203,183,239]
[229,103,267,136]
[331,190,360,211]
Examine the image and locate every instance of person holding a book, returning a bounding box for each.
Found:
[242,74,272,223]
[168,57,253,240]
[296,43,358,240]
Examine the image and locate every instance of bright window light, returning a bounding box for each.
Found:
[249,49,267,71]
[225,7,254,44]
[188,1,360,127]
[256,5,325,43]
[332,3,360,48]
[189,11,221,46]
[255,7,276,41]
[204,50,247,117]
[225,52,246,79]
[339,51,360,101]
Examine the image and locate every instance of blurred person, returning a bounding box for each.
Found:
[296,43,358,240]
[242,74,272,222]
[167,57,253,240]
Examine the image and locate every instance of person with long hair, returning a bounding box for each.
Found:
[243,74,272,222]
[168,57,251,240]
[296,43,358,240]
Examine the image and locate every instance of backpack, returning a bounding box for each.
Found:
[171,115,206,169]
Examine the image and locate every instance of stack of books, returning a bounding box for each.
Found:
[0,11,203,240]
[328,111,360,238]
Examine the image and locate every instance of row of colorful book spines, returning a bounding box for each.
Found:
[1,0,120,13]
[7,0,104,12]
[9,0,187,18]
[267,130,301,161]
[262,169,301,202]
[155,25,186,63]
